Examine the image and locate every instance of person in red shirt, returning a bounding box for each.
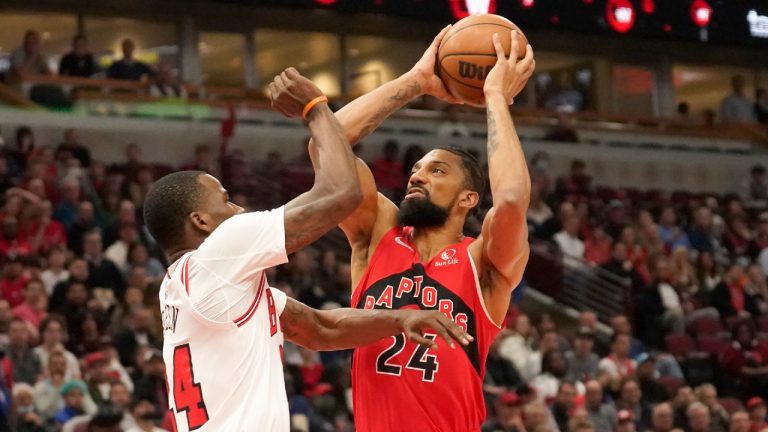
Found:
[0,216,33,258]
[11,278,47,329]
[746,397,767,432]
[721,321,768,398]
[19,200,67,255]
[369,140,404,202]
[0,255,30,307]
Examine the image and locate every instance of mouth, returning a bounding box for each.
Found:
[404,187,427,200]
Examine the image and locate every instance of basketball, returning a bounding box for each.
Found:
[437,14,529,107]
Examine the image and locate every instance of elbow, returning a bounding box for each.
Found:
[334,183,363,214]
[494,189,530,210]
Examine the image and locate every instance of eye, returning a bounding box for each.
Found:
[432,168,444,174]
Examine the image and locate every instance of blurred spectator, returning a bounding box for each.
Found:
[600,241,644,292]
[555,159,591,201]
[617,409,637,432]
[651,402,676,432]
[688,207,717,254]
[696,251,723,294]
[11,383,44,432]
[104,223,138,270]
[7,317,42,384]
[672,386,695,428]
[529,151,553,198]
[125,398,168,432]
[0,217,33,258]
[132,350,168,417]
[636,254,685,348]
[369,140,404,201]
[694,384,728,432]
[584,224,612,265]
[34,316,80,381]
[584,379,616,431]
[498,314,536,381]
[746,397,767,431]
[113,308,159,371]
[124,243,164,284]
[53,380,88,426]
[149,63,187,98]
[527,183,553,236]
[756,88,768,125]
[550,381,577,431]
[635,353,669,405]
[53,176,82,231]
[599,332,635,391]
[9,30,51,79]
[720,75,757,124]
[728,410,749,432]
[436,105,470,138]
[565,326,600,383]
[106,39,152,81]
[58,34,97,78]
[616,377,652,430]
[33,350,69,421]
[522,400,556,431]
[530,349,570,402]
[686,402,713,432]
[554,214,584,264]
[82,229,126,301]
[40,248,69,297]
[481,391,525,432]
[711,264,759,320]
[57,129,92,169]
[658,206,691,251]
[26,201,67,256]
[83,352,113,406]
[741,165,768,208]
[721,321,768,398]
[485,332,524,400]
[7,126,36,181]
[1,255,30,308]
[181,145,218,177]
[11,279,47,328]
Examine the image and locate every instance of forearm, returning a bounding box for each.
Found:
[312,308,404,350]
[485,93,530,203]
[306,103,359,195]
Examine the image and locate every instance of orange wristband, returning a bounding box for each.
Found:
[302,95,329,120]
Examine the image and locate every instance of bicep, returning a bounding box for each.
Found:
[478,205,530,283]
[339,158,398,249]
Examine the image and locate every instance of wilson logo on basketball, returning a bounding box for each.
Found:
[449,0,497,19]
[458,61,494,80]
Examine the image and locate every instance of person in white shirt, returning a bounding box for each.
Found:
[144,68,470,432]
[554,214,585,266]
[720,75,757,124]
[40,248,69,296]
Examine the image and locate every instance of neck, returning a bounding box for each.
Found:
[168,247,195,263]
[410,222,465,261]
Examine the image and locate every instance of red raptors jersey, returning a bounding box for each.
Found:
[351,227,501,432]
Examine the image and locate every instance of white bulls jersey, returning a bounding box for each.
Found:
[160,208,290,431]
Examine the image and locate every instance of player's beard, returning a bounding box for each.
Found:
[397,195,450,228]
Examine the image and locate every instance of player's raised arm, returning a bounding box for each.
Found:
[278,296,472,351]
[268,68,362,254]
[472,31,535,318]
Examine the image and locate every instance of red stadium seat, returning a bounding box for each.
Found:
[719,398,743,415]
[696,335,725,356]
[689,316,724,335]
[665,334,696,358]
[657,376,684,396]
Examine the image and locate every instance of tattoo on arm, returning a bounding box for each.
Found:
[284,195,351,254]
[358,81,421,138]
[280,299,313,340]
[487,106,499,157]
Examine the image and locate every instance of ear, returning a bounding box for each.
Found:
[458,190,479,211]
[189,211,213,234]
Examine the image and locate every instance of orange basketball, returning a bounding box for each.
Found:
[437,14,529,107]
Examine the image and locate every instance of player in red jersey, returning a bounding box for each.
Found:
[308,26,535,431]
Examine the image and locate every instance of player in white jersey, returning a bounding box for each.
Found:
[144,68,472,432]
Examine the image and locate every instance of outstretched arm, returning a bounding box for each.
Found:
[280,298,472,351]
[472,31,536,322]
[268,68,362,255]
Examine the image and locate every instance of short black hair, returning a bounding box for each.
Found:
[143,171,206,252]
[434,146,484,201]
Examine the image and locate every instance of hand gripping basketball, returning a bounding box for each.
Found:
[483,30,535,105]
[268,67,326,119]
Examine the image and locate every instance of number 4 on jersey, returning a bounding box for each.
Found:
[376,333,439,382]
[173,345,209,430]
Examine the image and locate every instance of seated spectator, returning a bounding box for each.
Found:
[636,254,685,348]
[584,225,612,265]
[481,392,525,432]
[58,34,97,78]
[554,214,585,265]
[565,326,601,383]
[125,398,168,432]
[746,397,767,431]
[106,39,152,81]
[66,201,97,256]
[555,159,591,201]
[25,201,67,256]
[694,383,728,432]
[83,229,126,301]
[696,251,723,294]
[11,279,47,328]
[124,243,164,284]
[485,332,524,400]
[33,350,70,421]
[149,63,187,98]
[436,105,470,138]
[126,166,154,208]
[550,381,577,431]
[688,207,717,254]
[686,402,714,432]
[635,353,669,405]
[600,241,644,293]
[12,383,45,432]
[6,317,42,385]
[712,264,760,321]
[729,410,750,432]
[721,321,768,398]
[650,402,676,432]
[108,382,137,430]
[57,129,91,169]
[1,255,30,307]
[53,176,82,231]
[369,140,404,202]
[615,377,652,431]
[669,246,698,295]
[133,350,169,416]
[181,144,219,176]
[544,113,580,143]
[604,199,629,241]
[720,75,757,124]
[0,216,33,258]
[584,379,616,431]
[104,223,138,270]
[672,386,695,429]
[498,314,537,381]
[524,330,561,382]
[527,183,553,235]
[113,307,159,372]
[530,350,571,402]
[723,215,758,259]
[9,30,51,79]
[522,400,557,431]
[49,258,89,312]
[53,380,89,427]
[617,409,637,432]
[598,333,635,392]
[83,352,115,406]
[33,316,81,381]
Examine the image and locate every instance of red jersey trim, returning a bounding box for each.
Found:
[467,252,502,329]
[234,275,266,327]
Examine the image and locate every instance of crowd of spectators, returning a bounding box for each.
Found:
[3,119,768,432]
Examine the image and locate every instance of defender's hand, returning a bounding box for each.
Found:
[268,67,324,118]
[396,309,474,349]
[483,30,535,104]
[407,25,464,105]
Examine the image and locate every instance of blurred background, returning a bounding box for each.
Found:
[0,0,767,431]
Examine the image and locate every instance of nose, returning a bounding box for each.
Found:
[408,166,427,187]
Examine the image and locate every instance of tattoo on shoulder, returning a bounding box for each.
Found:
[359,81,421,138]
[487,106,499,156]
